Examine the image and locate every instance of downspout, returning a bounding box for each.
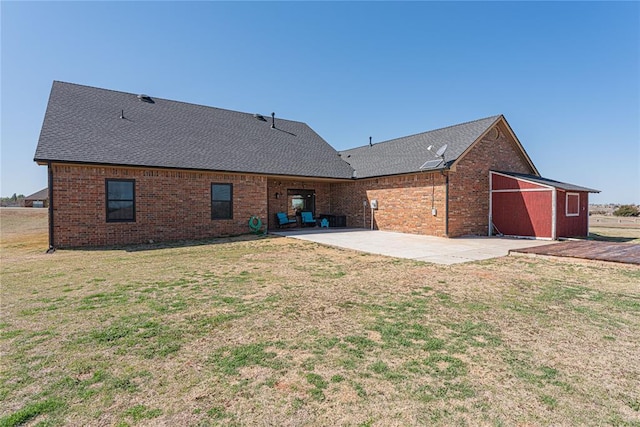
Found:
[46,162,55,253]
[551,188,557,240]
[441,169,449,237]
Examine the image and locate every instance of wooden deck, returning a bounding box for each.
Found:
[511,241,640,265]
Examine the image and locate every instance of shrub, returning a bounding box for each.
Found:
[613,205,639,217]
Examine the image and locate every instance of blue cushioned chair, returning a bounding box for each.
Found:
[301,211,317,227]
[276,212,297,228]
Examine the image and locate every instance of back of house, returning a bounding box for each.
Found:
[34,81,598,248]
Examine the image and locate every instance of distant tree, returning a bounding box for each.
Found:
[0,194,26,207]
[613,205,640,217]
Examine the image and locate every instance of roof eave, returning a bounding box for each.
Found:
[33,158,355,180]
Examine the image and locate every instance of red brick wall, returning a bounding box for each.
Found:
[51,164,267,247]
[448,122,536,237]
[49,120,538,245]
[330,172,447,236]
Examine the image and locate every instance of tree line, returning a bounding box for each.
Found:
[0,194,25,207]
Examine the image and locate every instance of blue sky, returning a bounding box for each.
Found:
[1,1,638,203]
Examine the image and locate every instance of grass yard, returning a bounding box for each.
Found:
[589,215,640,244]
[1,208,639,426]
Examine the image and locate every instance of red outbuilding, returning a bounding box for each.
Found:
[489,171,600,239]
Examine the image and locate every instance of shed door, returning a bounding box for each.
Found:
[490,173,553,238]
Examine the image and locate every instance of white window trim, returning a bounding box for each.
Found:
[566,192,580,217]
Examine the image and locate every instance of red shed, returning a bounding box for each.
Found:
[489,171,599,239]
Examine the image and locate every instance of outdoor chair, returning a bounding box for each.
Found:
[276,212,297,228]
[301,211,317,227]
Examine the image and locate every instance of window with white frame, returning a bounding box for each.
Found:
[566,192,580,217]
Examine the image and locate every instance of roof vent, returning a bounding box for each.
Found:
[254,114,267,122]
[137,94,154,103]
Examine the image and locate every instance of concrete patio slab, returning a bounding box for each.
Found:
[270,228,556,265]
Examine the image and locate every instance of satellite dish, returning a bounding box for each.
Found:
[427,145,433,151]
[436,144,448,158]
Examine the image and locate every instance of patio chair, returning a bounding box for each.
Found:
[301,211,317,227]
[275,212,297,228]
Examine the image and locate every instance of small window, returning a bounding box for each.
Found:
[566,192,580,217]
[106,179,135,222]
[211,183,232,219]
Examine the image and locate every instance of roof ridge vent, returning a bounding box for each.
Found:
[254,113,267,122]
[137,94,154,103]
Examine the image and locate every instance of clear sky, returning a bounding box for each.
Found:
[1,1,638,204]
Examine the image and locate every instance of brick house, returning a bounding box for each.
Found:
[34,82,598,248]
[24,188,49,208]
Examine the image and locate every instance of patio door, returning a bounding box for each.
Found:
[287,189,315,217]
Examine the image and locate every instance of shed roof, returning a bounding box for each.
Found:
[25,188,49,200]
[34,82,355,179]
[494,171,600,193]
[338,115,520,178]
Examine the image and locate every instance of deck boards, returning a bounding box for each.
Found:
[511,241,640,265]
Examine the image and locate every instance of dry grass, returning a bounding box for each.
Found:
[1,208,639,426]
[589,215,640,244]
[589,227,640,244]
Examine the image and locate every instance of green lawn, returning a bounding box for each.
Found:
[1,208,639,426]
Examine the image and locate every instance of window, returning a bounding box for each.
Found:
[211,183,232,219]
[566,192,580,217]
[106,179,135,222]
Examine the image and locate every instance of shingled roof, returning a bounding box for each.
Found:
[494,171,600,193]
[34,82,355,179]
[338,115,507,178]
[25,188,49,200]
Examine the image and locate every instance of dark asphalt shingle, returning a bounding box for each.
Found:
[34,82,355,179]
[338,115,502,178]
[25,188,49,200]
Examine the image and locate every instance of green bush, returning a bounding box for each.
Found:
[613,205,639,217]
